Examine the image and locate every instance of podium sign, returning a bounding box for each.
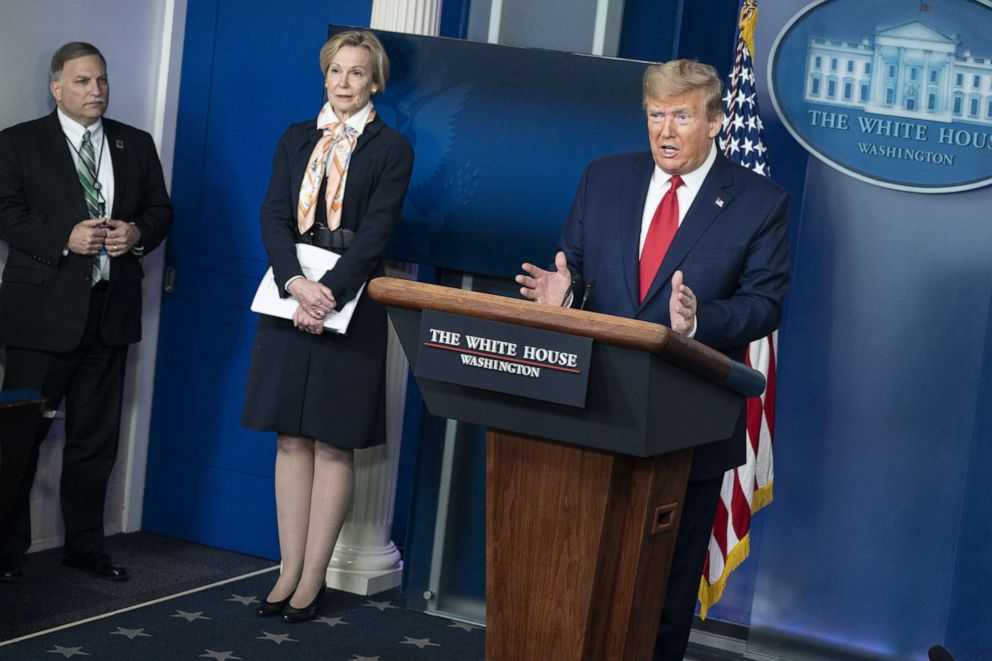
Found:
[415,310,593,407]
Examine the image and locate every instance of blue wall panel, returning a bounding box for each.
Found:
[752,163,991,658]
[944,291,992,660]
[618,0,681,62]
[439,0,471,38]
[746,3,992,658]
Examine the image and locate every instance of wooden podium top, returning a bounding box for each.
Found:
[369,277,764,397]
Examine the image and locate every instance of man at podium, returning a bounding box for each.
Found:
[517,59,789,660]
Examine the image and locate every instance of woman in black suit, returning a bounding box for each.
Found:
[242,29,413,623]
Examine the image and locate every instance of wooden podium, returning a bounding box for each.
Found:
[369,277,763,660]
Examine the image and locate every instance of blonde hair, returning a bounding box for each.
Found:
[319,30,389,94]
[643,59,723,121]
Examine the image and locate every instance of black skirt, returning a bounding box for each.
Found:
[241,290,388,449]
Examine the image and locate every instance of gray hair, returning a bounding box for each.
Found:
[51,42,106,81]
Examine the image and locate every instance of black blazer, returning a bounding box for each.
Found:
[560,151,790,480]
[259,114,414,308]
[0,111,173,352]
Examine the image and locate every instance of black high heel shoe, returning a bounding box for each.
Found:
[281,583,326,623]
[256,587,293,617]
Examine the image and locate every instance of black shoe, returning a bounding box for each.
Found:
[0,554,24,583]
[255,591,292,617]
[281,583,326,623]
[62,552,128,581]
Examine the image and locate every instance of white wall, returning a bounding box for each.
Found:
[0,0,185,552]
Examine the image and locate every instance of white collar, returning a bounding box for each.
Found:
[653,142,718,191]
[57,108,103,145]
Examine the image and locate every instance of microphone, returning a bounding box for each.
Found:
[579,279,596,311]
[559,279,576,308]
[928,645,955,661]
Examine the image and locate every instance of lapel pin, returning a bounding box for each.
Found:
[115,139,124,149]
[714,196,725,208]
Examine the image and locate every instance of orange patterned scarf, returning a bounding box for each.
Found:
[297,102,376,233]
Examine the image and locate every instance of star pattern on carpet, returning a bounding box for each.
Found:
[12,577,483,660]
[400,636,441,649]
[314,615,349,627]
[257,631,298,644]
[364,599,397,612]
[198,651,241,661]
[225,594,259,606]
[45,646,90,658]
[448,621,480,631]
[172,610,212,622]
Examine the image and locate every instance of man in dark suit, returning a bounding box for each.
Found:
[0,42,172,583]
[517,59,789,660]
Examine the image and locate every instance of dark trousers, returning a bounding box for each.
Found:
[0,287,127,558]
[654,474,725,661]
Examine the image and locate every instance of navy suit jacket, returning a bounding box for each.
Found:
[0,111,173,352]
[259,114,414,308]
[559,150,789,480]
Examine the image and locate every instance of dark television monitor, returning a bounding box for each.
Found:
[331,26,653,278]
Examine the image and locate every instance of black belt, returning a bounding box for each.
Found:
[297,227,354,251]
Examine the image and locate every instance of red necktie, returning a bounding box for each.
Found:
[639,175,683,302]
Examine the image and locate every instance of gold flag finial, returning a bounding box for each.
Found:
[739,0,758,58]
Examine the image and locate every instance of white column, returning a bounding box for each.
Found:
[324,0,440,596]
[371,0,441,36]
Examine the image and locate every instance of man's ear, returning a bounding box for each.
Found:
[708,115,721,140]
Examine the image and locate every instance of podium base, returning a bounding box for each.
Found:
[325,562,403,596]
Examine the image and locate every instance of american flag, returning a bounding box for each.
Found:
[698,0,778,619]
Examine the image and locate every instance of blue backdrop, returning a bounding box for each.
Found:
[364,29,652,276]
[746,2,992,659]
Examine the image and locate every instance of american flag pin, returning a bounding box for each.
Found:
[714,197,725,208]
[115,139,124,149]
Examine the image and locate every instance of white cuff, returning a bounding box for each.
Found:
[284,275,304,294]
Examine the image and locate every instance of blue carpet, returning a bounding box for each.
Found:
[0,568,484,660]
